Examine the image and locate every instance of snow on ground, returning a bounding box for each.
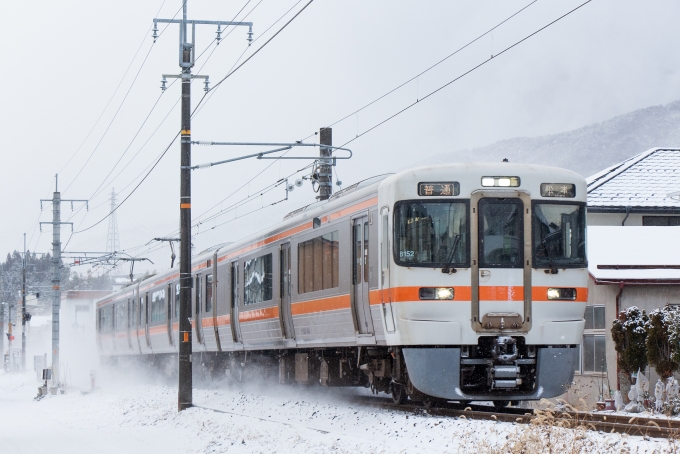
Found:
[1,367,678,454]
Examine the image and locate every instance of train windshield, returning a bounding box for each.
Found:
[394,201,468,267]
[532,202,586,268]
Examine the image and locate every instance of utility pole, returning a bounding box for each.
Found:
[40,174,88,387]
[154,0,253,412]
[21,233,26,370]
[318,127,333,201]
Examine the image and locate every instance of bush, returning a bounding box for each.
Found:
[611,306,648,375]
[646,304,680,380]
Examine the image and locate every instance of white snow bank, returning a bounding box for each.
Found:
[0,369,676,453]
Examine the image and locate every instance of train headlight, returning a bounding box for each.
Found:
[547,288,576,300]
[481,176,521,187]
[419,287,454,300]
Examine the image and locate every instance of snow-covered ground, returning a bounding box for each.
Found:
[1,367,678,453]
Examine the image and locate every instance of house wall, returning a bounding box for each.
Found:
[572,280,680,408]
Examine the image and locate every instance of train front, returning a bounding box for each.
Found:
[379,163,587,404]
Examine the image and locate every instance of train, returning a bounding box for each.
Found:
[96,162,588,407]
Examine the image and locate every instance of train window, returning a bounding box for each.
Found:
[196,276,201,314]
[151,289,166,323]
[244,253,273,304]
[139,296,146,326]
[364,223,370,283]
[206,274,213,313]
[479,198,523,268]
[532,202,586,268]
[298,231,340,294]
[394,201,468,267]
[115,303,126,331]
[175,284,180,318]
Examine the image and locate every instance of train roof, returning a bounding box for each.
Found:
[96,162,586,306]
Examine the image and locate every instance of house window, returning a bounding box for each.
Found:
[643,216,680,226]
[578,305,606,374]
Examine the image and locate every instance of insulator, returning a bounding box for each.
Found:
[247,28,253,45]
[216,24,222,44]
[160,77,167,91]
[203,78,210,92]
[152,22,159,42]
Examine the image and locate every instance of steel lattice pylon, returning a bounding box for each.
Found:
[106,188,120,254]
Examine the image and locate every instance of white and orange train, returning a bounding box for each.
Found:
[96,162,588,406]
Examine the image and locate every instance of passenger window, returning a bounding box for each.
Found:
[175,284,180,318]
[206,274,213,313]
[364,222,369,283]
[244,254,273,304]
[139,296,146,326]
[196,276,201,314]
[298,231,339,294]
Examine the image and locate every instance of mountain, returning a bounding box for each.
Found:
[424,100,680,177]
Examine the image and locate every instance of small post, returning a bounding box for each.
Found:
[318,127,333,201]
[21,232,26,370]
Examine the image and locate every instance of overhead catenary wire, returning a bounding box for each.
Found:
[297,0,540,143]
[334,0,593,150]
[57,0,171,177]
[61,1,185,194]
[69,0,316,237]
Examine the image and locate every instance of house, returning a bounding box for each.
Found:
[569,148,680,406]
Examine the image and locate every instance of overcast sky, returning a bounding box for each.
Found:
[1,0,679,277]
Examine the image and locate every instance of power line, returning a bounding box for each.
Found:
[298,0,540,143]
[70,0,316,237]
[57,0,171,177]
[336,0,593,150]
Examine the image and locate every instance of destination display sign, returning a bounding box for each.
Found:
[417,182,460,196]
[540,183,576,198]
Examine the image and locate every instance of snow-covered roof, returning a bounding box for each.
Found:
[587,148,680,211]
[588,226,680,282]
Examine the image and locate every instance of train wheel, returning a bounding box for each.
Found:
[493,400,510,410]
[391,383,408,405]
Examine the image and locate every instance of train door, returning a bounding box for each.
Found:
[133,288,141,353]
[195,274,204,344]
[144,292,151,348]
[279,242,295,341]
[352,215,374,335]
[127,298,133,350]
[471,194,532,332]
[230,261,243,344]
[380,207,396,332]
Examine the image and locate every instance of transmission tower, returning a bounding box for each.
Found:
[106,188,120,254]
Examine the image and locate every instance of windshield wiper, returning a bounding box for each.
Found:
[541,230,560,274]
[442,234,461,274]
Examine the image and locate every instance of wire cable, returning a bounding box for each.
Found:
[297,0,539,143]
[336,0,593,150]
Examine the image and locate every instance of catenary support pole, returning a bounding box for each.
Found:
[178,0,193,412]
[154,0,253,411]
[51,184,61,385]
[21,232,26,370]
[318,127,332,201]
[40,174,87,387]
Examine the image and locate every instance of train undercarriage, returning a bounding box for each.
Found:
[102,335,577,408]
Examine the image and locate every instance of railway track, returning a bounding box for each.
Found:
[355,395,680,439]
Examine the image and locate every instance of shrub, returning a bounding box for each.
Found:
[611,306,648,375]
[646,304,680,380]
